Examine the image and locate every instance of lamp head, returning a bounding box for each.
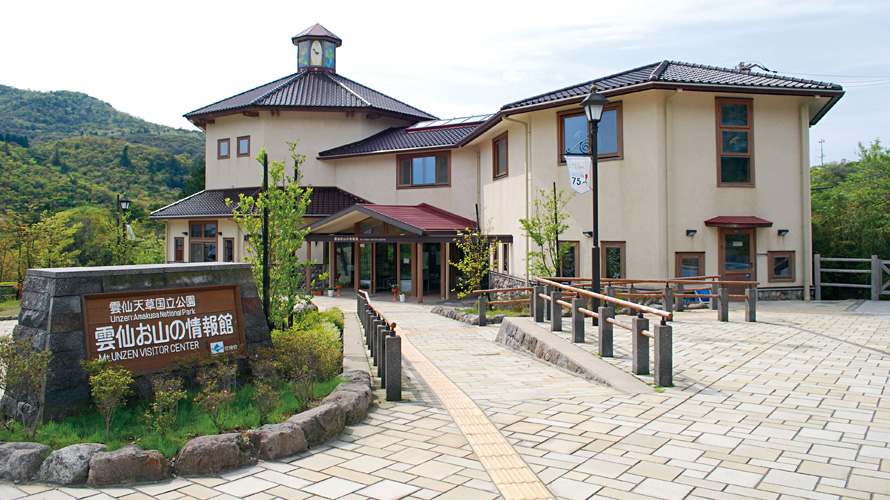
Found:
[580,86,609,123]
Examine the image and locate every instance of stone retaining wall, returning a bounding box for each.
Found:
[0,370,373,486]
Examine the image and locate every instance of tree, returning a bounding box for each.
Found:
[519,187,574,277]
[451,220,499,298]
[118,145,131,167]
[228,142,316,329]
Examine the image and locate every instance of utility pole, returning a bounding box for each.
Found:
[819,139,825,166]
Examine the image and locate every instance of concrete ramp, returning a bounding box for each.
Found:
[496,317,652,394]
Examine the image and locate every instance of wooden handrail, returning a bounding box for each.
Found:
[358,290,397,330]
[473,287,534,294]
[535,277,672,320]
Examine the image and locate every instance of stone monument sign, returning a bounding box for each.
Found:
[7,263,271,421]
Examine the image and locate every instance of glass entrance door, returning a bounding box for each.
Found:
[375,243,396,291]
[721,228,755,297]
[399,244,412,293]
[422,243,441,295]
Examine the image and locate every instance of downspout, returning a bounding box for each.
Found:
[504,116,531,285]
[664,89,681,278]
[800,97,819,300]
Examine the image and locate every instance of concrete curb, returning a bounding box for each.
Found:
[496,317,652,394]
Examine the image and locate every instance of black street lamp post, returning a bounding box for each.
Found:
[580,87,609,321]
[116,194,131,265]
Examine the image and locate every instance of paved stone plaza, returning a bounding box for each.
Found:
[2,298,888,499]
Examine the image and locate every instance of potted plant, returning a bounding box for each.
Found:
[399,292,407,302]
[336,276,350,296]
[390,283,399,301]
[327,286,335,297]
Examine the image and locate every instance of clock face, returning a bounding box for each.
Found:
[310,40,322,66]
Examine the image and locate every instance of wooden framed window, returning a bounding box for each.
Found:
[237,136,250,157]
[716,97,754,186]
[174,237,184,262]
[189,221,218,262]
[223,238,234,262]
[501,242,511,273]
[560,241,579,278]
[558,102,622,164]
[397,152,450,188]
[601,241,626,279]
[675,252,705,278]
[768,251,794,282]
[217,138,230,159]
[493,132,508,179]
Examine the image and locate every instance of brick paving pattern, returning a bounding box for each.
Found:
[1,298,888,499]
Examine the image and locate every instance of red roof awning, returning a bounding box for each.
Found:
[705,216,773,228]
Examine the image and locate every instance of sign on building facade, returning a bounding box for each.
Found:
[82,285,247,374]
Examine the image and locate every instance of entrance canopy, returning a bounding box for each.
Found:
[704,216,773,228]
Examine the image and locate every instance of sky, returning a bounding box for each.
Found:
[3,0,888,165]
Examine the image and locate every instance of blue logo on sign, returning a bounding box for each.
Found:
[210,342,224,354]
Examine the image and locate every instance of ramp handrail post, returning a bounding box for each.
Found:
[572,297,585,343]
[717,287,729,322]
[598,306,614,357]
[872,255,881,301]
[550,291,562,332]
[371,318,384,363]
[533,285,545,322]
[711,283,719,310]
[632,316,650,375]
[675,283,685,312]
[544,285,553,321]
[376,321,387,380]
[478,294,488,326]
[814,253,822,301]
[385,331,401,401]
[745,286,757,322]
[653,322,672,387]
[663,286,673,320]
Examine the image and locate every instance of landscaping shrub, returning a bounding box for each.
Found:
[83,359,134,443]
[272,310,343,383]
[143,376,186,435]
[194,354,238,433]
[0,337,53,437]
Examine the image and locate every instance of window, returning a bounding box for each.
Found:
[237,136,250,157]
[601,241,626,279]
[768,251,794,282]
[559,102,622,163]
[223,238,234,262]
[493,132,508,179]
[501,242,511,273]
[397,152,450,187]
[189,221,217,262]
[675,252,705,278]
[716,98,754,186]
[560,241,579,278]
[217,139,230,159]
[174,237,184,262]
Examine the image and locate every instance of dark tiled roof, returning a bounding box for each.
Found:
[501,61,843,111]
[357,204,476,232]
[150,187,369,219]
[185,72,436,122]
[704,216,773,228]
[292,23,341,45]
[318,125,479,158]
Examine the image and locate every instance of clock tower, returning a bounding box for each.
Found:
[292,23,342,73]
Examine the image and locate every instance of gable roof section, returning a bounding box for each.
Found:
[149,186,370,220]
[308,203,476,235]
[317,124,479,159]
[185,71,436,123]
[462,61,844,144]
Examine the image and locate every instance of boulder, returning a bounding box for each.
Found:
[87,445,171,486]
[37,443,106,485]
[247,422,307,460]
[287,403,345,447]
[0,442,50,482]
[174,433,256,476]
[322,388,369,425]
[340,370,372,388]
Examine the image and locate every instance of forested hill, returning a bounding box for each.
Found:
[0,85,204,158]
[0,84,206,215]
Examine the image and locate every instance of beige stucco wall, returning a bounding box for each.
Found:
[204,111,414,190]
[164,218,247,264]
[472,89,810,288]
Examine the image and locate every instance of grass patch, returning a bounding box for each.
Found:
[0,299,20,317]
[460,307,528,317]
[0,377,343,458]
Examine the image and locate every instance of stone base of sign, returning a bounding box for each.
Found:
[0,370,374,486]
[3,263,271,423]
